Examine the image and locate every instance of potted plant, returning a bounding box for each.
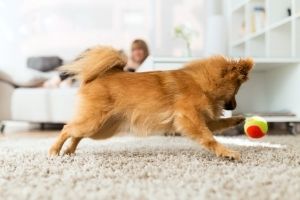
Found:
[174,25,198,57]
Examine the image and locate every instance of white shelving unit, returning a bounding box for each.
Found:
[229,0,300,126]
[229,0,300,58]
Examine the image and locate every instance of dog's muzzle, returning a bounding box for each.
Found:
[224,98,237,110]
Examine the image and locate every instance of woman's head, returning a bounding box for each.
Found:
[131,39,149,64]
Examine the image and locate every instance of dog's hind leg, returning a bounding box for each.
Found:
[49,112,123,156]
[49,110,111,156]
[174,107,241,160]
[62,115,122,155]
[207,116,245,133]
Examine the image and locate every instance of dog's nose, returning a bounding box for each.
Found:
[224,100,236,110]
[127,68,135,72]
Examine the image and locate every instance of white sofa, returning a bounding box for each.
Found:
[0,68,77,133]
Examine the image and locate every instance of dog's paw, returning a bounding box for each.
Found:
[216,148,241,160]
[234,116,246,125]
[48,148,60,157]
[63,149,75,156]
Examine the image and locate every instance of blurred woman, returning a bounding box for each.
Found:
[43,40,149,88]
[124,39,149,72]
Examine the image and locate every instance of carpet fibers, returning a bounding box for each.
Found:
[0,134,300,200]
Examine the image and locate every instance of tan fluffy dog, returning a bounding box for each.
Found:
[49,46,253,160]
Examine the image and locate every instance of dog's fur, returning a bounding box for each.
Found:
[49,46,253,160]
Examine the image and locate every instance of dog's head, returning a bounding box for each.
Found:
[218,57,253,110]
[186,56,254,110]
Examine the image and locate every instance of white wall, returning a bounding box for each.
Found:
[154,0,205,57]
[265,64,300,116]
[235,72,268,114]
[16,0,155,62]
[0,0,23,69]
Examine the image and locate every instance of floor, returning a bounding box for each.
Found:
[0,128,300,200]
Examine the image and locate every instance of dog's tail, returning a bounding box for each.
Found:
[60,46,127,83]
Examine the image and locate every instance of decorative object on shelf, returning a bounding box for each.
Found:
[174,25,198,57]
[240,20,246,37]
[287,8,292,17]
[251,6,266,33]
[244,116,268,139]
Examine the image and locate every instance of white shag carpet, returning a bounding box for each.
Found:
[0,135,300,200]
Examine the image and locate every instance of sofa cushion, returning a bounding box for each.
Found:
[12,88,77,123]
[27,56,63,72]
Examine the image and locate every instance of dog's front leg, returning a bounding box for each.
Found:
[207,116,245,132]
[175,109,240,160]
[49,125,70,156]
[63,137,83,155]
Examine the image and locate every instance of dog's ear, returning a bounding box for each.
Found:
[237,58,254,71]
[232,58,254,81]
[221,57,254,80]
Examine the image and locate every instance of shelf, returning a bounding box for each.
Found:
[253,58,300,71]
[294,13,300,19]
[268,0,292,26]
[295,0,300,15]
[247,29,265,40]
[263,116,300,123]
[268,16,292,31]
[269,22,292,57]
[231,3,246,44]
[246,34,266,57]
[231,38,246,47]
[231,26,287,47]
[231,17,292,47]
[241,114,300,122]
[254,58,300,63]
[232,0,248,12]
[231,43,246,57]
[231,30,266,47]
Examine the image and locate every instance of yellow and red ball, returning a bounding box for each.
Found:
[244,116,268,139]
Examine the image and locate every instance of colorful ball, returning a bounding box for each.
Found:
[244,116,268,139]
